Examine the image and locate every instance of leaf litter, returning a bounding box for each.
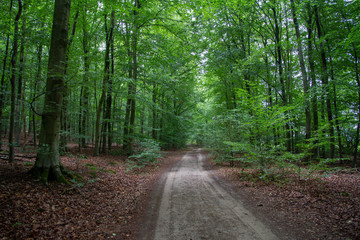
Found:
[215,165,360,240]
[0,145,183,240]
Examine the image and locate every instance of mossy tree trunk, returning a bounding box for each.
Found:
[30,0,71,184]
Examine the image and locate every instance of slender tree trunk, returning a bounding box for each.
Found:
[94,11,114,156]
[101,100,107,153]
[15,7,26,145]
[284,12,295,152]
[79,9,90,150]
[290,0,311,141]
[123,48,133,153]
[30,0,71,184]
[123,0,140,155]
[306,3,319,158]
[0,0,13,150]
[102,11,115,153]
[9,0,22,163]
[108,23,115,151]
[271,2,290,151]
[0,33,11,150]
[315,5,335,158]
[152,84,157,139]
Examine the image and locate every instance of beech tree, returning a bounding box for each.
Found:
[29,0,71,184]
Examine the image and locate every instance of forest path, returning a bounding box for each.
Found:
[138,149,280,240]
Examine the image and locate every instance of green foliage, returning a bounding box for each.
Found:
[126,139,162,171]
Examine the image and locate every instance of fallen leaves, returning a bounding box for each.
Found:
[0,145,182,239]
[216,166,360,240]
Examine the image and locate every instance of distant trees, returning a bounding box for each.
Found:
[196,0,360,166]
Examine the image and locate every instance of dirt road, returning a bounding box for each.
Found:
[138,149,280,240]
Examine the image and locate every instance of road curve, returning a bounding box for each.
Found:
[139,149,280,240]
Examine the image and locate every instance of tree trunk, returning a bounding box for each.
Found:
[290,0,311,141]
[314,5,335,158]
[108,20,115,151]
[103,11,115,152]
[94,11,114,156]
[271,2,290,151]
[15,6,26,145]
[79,8,90,150]
[123,0,140,155]
[30,0,71,184]
[0,29,11,150]
[306,2,319,158]
[123,29,133,153]
[152,84,157,139]
[9,0,22,163]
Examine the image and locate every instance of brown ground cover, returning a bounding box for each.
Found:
[0,144,184,240]
[214,162,360,240]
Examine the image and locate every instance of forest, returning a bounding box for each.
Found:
[0,0,360,239]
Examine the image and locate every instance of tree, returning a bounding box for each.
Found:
[9,0,22,163]
[30,0,71,184]
[94,10,114,156]
[290,0,311,141]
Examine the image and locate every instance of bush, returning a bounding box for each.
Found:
[126,139,162,171]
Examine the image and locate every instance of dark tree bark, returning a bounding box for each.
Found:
[0,0,12,150]
[306,2,319,158]
[9,0,22,163]
[107,20,115,151]
[79,7,90,150]
[314,4,335,158]
[30,0,71,184]
[15,5,26,145]
[327,46,343,158]
[123,0,140,155]
[102,10,115,153]
[270,1,290,151]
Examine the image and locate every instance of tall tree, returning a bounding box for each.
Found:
[306,2,320,157]
[0,0,13,150]
[30,0,71,184]
[123,0,140,155]
[79,6,90,150]
[290,0,311,141]
[15,2,27,145]
[314,3,335,158]
[9,0,22,163]
[94,10,114,156]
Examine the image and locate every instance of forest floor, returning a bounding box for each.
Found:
[0,143,359,239]
[0,142,185,239]
[213,160,360,240]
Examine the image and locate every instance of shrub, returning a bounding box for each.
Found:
[126,139,162,171]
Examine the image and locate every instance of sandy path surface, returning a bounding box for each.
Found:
[138,149,280,240]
